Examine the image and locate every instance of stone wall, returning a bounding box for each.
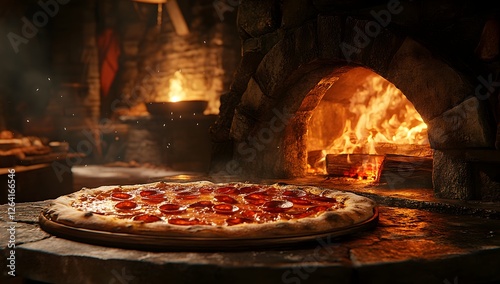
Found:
[211,0,500,200]
[106,0,241,115]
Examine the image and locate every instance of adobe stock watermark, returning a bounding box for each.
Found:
[443,276,458,284]
[475,73,500,101]
[431,73,500,145]
[6,169,17,277]
[218,106,293,176]
[108,267,134,284]
[213,0,240,22]
[341,0,403,62]
[281,235,341,284]
[6,0,71,54]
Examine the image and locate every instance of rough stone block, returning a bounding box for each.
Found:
[254,21,319,98]
[340,17,371,64]
[229,107,257,142]
[229,52,265,94]
[317,15,342,60]
[386,37,473,121]
[476,164,500,201]
[427,96,495,149]
[281,0,317,29]
[210,91,240,142]
[236,108,307,178]
[237,0,281,38]
[242,37,261,54]
[433,150,475,200]
[259,30,284,54]
[239,78,274,114]
[364,28,404,77]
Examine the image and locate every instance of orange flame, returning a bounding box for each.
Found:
[343,154,384,180]
[157,70,188,102]
[308,68,429,180]
[327,75,428,155]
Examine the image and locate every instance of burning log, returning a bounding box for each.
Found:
[378,155,433,188]
[326,154,385,180]
[374,143,433,157]
[325,153,433,186]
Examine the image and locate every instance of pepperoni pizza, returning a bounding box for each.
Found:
[42,181,377,239]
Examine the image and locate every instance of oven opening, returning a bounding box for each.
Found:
[306,67,432,187]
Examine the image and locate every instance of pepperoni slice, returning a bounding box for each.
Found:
[189,201,213,208]
[262,200,293,213]
[244,198,267,206]
[241,210,256,218]
[285,197,314,205]
[168,218,205,226]
[307,205,329,213]
[313,196,337,203]
[291,211,314,219]
[159,203,186,214]
[237,186,262,194]
[199,187,214,194]
[141,193,165,204]
[215,186,237,194]
[214,195,238,204]
[133,214,162,223]
[263,187,282,196]
[213,204,239,214]
[175,189,200,200]
[244,192,270,203]
[139,190,159,197]
[111,192,133,201]
[292,206,330,219]
[115,201,138,210]
[283,189,306,198]
[226,217,253,226]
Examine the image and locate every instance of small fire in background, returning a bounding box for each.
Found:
[158,70,188,103]
[307,68,429,180]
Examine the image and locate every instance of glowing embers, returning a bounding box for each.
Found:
[307,67,431,180]
[326,154,384,181]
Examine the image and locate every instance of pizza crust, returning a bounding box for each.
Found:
[43,181,377,239]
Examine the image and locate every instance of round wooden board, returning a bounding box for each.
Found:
[39,208,378,251]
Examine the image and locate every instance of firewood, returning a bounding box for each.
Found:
[378,154,433,188]
[374,143,432,157]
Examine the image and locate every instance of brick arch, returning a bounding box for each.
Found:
[230,16,492,178]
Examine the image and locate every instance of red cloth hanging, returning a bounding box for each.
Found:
[97,29,120,98]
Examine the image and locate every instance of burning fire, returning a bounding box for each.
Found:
[327,74,428,155]
[157,70,187,102]
[343,155,385,180]
[308,68,429,180]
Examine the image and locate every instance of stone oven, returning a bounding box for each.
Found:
[210,0,500,201]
